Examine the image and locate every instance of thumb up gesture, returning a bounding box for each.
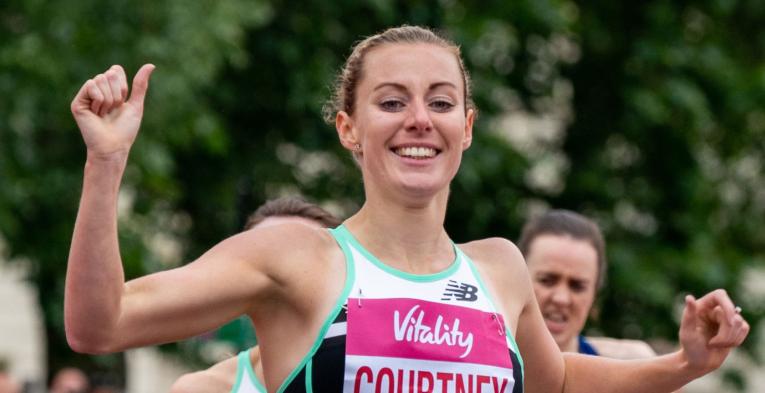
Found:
[70,64,155,159]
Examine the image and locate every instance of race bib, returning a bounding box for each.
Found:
[344,298,515,393]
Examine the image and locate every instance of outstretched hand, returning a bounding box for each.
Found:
[679,290,749,376]
[70,64,155,159]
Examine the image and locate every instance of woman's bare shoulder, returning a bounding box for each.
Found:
[457,237,533,321]
[458,237,527,273]
[204,222,341,306]
[234,221,338,267]
[587,336,658,359]
[238,220,335,249]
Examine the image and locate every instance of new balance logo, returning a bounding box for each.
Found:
[441,280,478,302]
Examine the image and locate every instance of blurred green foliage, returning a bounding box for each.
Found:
[1,0,763,389]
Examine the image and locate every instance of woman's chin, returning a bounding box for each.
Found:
[395,168,454,192]
[398,178,448,198]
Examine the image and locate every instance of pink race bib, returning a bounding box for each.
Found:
[344,298,515,393]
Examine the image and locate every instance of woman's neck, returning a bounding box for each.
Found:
[561,336,580,353]
[344,188,454,275]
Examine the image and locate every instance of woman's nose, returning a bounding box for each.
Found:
[405,100,433,132]
[550,286,572,305]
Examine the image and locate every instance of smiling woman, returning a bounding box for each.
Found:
[333,40,475,201]
[65,25,748,393]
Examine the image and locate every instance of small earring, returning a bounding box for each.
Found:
[354,143,361,152]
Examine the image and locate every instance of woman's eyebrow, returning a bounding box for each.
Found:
[372,81,458,92]
[373,82,407,92]
[429,81,458,91]
[568,277,591,285]
[537,271,560,279]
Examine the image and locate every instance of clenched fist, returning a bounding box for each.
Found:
[71,64,155,159]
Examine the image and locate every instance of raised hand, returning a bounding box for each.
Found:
[70,64,155,159]
[679,290,749,375]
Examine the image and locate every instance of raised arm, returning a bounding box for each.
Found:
[64,65,277,353]
[65,64,156,352]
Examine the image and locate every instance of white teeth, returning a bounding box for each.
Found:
[544,312,567,322]
[395,146,437,158]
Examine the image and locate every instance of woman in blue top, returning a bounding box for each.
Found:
[65,25,748,392]
[519,210,659,359]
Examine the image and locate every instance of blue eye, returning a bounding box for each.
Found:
[430,99,455,112]
[380,100,405,112]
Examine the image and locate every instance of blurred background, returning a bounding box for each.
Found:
[1,0,763,391]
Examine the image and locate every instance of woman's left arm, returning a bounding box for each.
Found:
[516,267,749,392]
[562,289,748,393]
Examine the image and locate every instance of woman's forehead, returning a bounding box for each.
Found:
[360,43,463,90]
[527,234,599,277]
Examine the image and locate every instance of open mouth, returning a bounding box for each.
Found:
[542,310,569,333]
[392,146,439,159]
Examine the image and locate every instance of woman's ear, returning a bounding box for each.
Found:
[462,108,475,150]
[589,303,601,322]
[336,111,359,152]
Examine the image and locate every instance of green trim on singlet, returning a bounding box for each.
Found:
[231,350,247,393]
[231,350,267,393]
[305,359,314,393]
[459,247,526,381]
[248,351,267,392]
[275,227,356,393]
[335,224,461,282]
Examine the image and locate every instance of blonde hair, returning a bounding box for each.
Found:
[322,25,474,124]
